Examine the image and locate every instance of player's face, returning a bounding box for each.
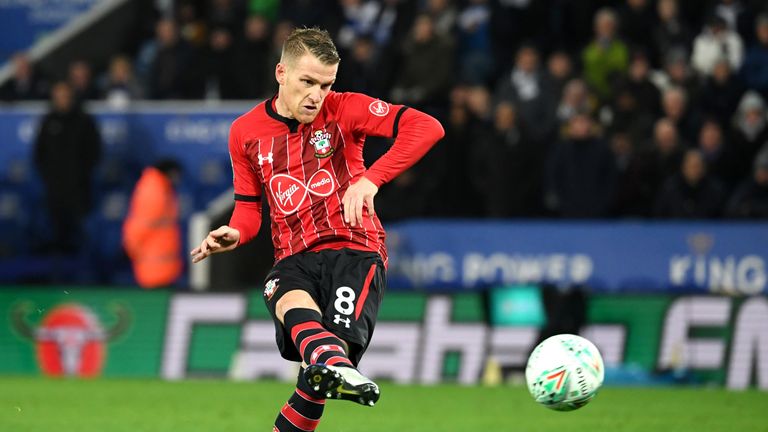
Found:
[276,53,338,124]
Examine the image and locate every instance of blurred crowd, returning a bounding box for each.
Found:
[3,0,768,221]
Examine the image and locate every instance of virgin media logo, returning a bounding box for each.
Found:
[269,169,336,214]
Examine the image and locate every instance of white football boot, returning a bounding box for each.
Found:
[304,364,381,407]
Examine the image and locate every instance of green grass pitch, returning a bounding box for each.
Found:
[1,377,767,431]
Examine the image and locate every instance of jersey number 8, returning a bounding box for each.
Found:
[334,286,356,316]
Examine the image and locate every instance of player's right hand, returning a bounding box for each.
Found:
[190,225,241,263]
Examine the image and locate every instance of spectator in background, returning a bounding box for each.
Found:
[389,14,453,109]
[336,0,385,49]
[489,0,536,75]
[697,118,739,191]
[623,51,661,118]
[556,78,596,126]
[236,15,273,99]
[456,0,493,85]
[604,88,654,147]
[335,35,384,96]
[68,60,99,102]
[494,45,557,143]
[176,1,207,47]
[582,8,629,102]
[424,0,457,39]
[248,0,280,22]
[33,82,102,254]
[546,112,616,218]
[662,85,700,144]
[618,0,656,56]
[691,15,744,78]
[546,50,575,101]
[655,149,725,218]
[731,91,768,181]
[650,48,702,104]
[431,86,485,217]
[741,14,768,98]
[710,0,754,45]
[472,101,542,217]
[543,0,602,54]
[0,52,48,101]
[609,129,635,175]
[264,20,294,96]
[205,26,240,99]
[374,0,415,49]
[208,0,245,34]
[613,118,684,217]
[727,148,768,218]
[100,55,143,108]
[653,0,693,64]
[607,51,660,141]
[700,58,745,127]
[123,159,183,288]
[143,18,205,99]
[278,0,342,32]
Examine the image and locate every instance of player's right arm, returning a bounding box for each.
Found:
[190,120,263,263]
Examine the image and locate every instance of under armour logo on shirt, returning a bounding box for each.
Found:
[258,152,273,165]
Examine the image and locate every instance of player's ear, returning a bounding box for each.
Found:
[275,63,286,86]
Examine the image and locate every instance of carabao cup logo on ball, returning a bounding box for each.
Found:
[525,334,604,411]
[12,302,130,377]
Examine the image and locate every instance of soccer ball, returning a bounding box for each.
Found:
[525,334,604,411]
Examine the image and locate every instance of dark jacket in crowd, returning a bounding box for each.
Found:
[741,42,768,97]
[34,107,102,212]
[391,34,454,108]
[34,105,102,252]
[727,177,768,218]
[148,41,205,99]
[547,137,617,218]
[235,38,273,99]
[699,75,745,127]
[494,70,558,143]
[206,34,241,99]
[0,72,48,102]
[612,143,684,217]
[472,122,544,217]
[730,123,768,183]
[654,174,725,218]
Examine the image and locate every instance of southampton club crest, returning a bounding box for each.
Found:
[264,278,280,301]
[310,129,334,158]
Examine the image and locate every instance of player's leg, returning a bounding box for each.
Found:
[273,367,326,432]
[277,290,354,368]
[302,249,386,406]
[263,252,381,407]
[277,289,380,406]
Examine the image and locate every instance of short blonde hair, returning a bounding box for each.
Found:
[281,27,340,65]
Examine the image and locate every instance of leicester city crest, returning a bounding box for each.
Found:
[310,129,334,158]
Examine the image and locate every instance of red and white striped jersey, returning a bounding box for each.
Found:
[228,91,444,265]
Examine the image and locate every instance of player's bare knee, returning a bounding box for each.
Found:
[275,290,320,323]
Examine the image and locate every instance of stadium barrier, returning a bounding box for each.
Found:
[0,102,249,181]
[1,288,765,390]
[385,221,768,294]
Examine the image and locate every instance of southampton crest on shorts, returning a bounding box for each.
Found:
[310,130,334,158]
[264,278,279,300]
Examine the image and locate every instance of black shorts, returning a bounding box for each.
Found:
[262,248,386,365]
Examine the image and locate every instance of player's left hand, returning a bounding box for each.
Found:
[342,176,378,227]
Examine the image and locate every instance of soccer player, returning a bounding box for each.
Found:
[190,28,444,431]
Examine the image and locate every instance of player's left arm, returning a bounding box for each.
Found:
[337,93,445,226]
